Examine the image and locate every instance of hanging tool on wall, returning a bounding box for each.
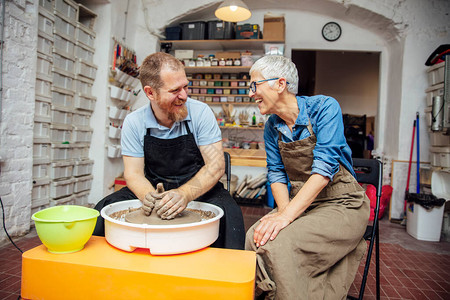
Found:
[401,118,416,226]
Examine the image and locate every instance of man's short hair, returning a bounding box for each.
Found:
[139,52,184,91]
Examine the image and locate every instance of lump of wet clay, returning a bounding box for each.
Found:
[125,209,202,225]
[124,183,202,225]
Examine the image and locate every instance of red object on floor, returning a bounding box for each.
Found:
[366,185,393,221]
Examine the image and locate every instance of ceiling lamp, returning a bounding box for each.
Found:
[215,0,251,22]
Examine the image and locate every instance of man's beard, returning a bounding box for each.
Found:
[168,105,188,122]
[155,94,188,122]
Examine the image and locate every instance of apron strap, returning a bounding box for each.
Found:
[146,121,191,137]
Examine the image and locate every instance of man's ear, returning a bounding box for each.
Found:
[144,86,156,100]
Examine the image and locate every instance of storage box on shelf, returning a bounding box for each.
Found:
[75,74,94,95]
[427,61,445,87]
[36,53,53,78]
[33,140,51,163]
[74,175,93,193]
[52,67,74,90]
[75,59,97,80]
[53,11,76,39]
[36,73,53,98]
[51,105,73,126]
[236,24,261,40]
[50,160,74,180]
[76,23,96,49]
[49,194,76,206]
[74,93,96,111]
[72,143,90,160]
[37,31,54,57]
[50,123,72,143]
[32,177,51,209]
[34,121,51,140]
[54,32,75,56]
[73,110,91,127]
[33,160,50,181]
[429,131,450,147]
[72,126,93,143]
[39,0,54,12]
[263,15,285,42]
[53,48,75,73]
[38,7,54,36]
[73,160,94,177]
[429,146,450,168]
[425,83,444,107]
[74,190,89,206]
[75,41,95,63]
[49,177,75,199]
[50,143,73,161]
[51,86,75,109]
[54,0,78,23]
[35,95,52,123]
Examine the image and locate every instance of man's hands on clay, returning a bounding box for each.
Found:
[141,183,164,216]
[142,193,156,216]
[153,189,189,220]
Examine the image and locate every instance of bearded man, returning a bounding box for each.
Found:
[93,52,245,250]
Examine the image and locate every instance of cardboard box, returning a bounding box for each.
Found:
[114,177,126,191]
[174,49,194,60]
[263,16,285,41]
[216,51,241,59]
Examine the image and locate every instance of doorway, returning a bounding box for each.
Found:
[292,50,380,158]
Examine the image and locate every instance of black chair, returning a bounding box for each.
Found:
[224,152,231,192]
[348,158,382,300]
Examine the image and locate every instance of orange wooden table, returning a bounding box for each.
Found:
[21,236,256,300]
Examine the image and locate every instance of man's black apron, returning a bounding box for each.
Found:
[94,121,245,250]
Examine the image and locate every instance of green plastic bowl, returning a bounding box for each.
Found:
[32,205,99,254]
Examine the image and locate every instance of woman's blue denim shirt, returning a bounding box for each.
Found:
[264,95,356,185]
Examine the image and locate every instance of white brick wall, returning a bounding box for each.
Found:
[0,0,37,243]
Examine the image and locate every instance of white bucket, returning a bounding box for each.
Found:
[406,171,449,242]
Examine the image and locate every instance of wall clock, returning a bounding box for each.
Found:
[322,22,342,42]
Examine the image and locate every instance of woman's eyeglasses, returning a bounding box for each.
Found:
[249,78,289,93]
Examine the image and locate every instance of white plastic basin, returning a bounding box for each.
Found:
[101,199,223,255]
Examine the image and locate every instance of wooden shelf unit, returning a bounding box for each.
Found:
[161,39,282,51]
[162,38,267,168]
[224,149,266,167]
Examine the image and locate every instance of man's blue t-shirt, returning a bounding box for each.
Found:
[121,98,221,157]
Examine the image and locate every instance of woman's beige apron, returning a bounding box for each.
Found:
[245,122,370,300]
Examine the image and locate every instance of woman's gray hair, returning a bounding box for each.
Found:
[250,55,299,94]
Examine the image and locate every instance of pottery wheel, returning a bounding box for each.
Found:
[125,209,202,225]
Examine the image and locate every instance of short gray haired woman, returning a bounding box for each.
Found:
[245,55,369,299]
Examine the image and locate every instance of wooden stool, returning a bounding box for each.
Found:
[22,236,256,299]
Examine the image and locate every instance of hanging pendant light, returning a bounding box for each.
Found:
[215,0,251,22]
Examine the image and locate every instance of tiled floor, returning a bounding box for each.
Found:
[1,205,449,299]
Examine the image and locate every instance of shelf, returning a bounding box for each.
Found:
[190,93,247,97]
[220,126,263,130]
[161,39,284,51]
[194,101,257,106]
[224,149,266,167]
[185,66,250,73]
[190,86,247,89]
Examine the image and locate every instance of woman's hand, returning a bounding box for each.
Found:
[253,211,292,247]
